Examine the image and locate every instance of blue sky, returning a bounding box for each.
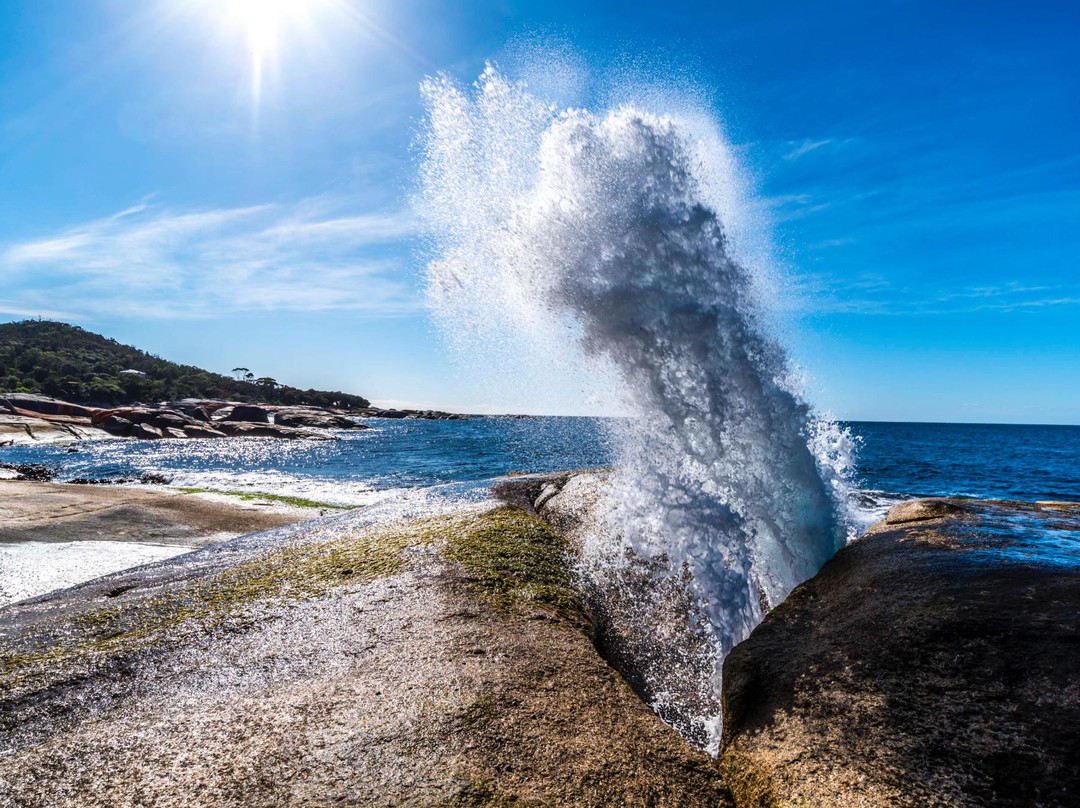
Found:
[1,0,1078,422]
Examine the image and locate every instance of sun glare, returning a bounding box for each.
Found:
[227,0,318,103]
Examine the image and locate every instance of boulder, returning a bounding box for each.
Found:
[189,406,212,422]
[273,409,367,430]
[719,499,1080,807]
[129,423,161,440]
[99,415,134,437]
[181,423,227,439]
[0,414,97,446]
[215,422,336,441]
[2,394,97,419]
[885,497,969,524]
[225,405,270,424]
[150,410,194,431]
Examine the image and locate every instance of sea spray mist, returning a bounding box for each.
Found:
[417,65,856,752]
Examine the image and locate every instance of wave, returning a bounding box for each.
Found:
[418,65,857,750]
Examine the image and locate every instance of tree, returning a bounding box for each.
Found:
[0,321,370,408]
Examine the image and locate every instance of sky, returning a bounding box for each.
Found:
[1,0,1078,423]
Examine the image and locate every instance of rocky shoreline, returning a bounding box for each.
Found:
[0,472,1076,806]
[0,393,468,446]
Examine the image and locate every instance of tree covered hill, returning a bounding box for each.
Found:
[0,320,370,409]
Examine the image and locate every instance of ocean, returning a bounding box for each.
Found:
[3,418,1079,513]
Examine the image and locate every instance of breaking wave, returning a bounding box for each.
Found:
[417,65,856,750]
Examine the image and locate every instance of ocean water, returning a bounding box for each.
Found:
[3,418,1078,512]
[851,421,1080,503]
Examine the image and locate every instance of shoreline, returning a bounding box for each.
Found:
[0,479,339,606]
[1,474,1076,804]
[0,393,471,447]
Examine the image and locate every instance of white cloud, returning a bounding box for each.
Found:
[783,138,834,160]
[1,198,422,319]
[784,274,1080,316]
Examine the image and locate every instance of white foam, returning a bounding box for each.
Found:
[418,66,857,749]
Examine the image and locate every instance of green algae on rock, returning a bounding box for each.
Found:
[0,501,730,807]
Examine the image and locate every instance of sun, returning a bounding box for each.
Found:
[230,0,298,62]
[226,0,322,102]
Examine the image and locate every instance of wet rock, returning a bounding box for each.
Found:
[0,506,729,807]
[0,462,55,482]
[494,470,721,749]
[720,500,1080,807]
[885,497,970,524]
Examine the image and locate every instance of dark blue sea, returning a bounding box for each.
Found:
[2,418,1078,515]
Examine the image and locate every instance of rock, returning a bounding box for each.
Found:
[215,422,336,441]
[0,414,98,446]
[92,407,154,426]
[273,409,367,430]
[379,409,408,419]
[0,479,310,553]
[190,406,212,422]
[99,415,134,437]
[720,499,1080,807]
[0,505,730,807]
[1036,500,1080,512]
[150,410,194,431]
[885,497,970,524]
[0,462,55,482]
[181,423,226,439]
[493,470,720,748]
[2,394,97,419]
[209,405,235,421]
[225,405,270,424]
[130,423,162,440]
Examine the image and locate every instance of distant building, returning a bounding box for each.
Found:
[119,369,148,377]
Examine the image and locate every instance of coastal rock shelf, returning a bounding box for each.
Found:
[719,497,1080,808]
[0,393,467,446]
[0,500,729,807]
[2,472,1076,807]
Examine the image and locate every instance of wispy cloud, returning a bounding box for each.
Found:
[1,198,422,320]
[783,138,835,160]
[785,274,1080,317]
